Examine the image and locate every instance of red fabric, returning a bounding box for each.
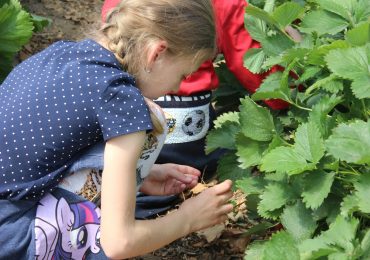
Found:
[101,0,288,110]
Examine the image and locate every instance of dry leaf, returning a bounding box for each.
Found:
[196,223,226,242]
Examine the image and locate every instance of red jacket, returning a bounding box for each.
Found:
[101,0,288,109]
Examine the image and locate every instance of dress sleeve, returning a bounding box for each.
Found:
[216,0,289,110]
[95,83,153,141]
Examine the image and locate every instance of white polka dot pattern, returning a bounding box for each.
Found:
[0,39,153,200]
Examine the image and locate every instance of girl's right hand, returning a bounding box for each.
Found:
[179,179,234,233]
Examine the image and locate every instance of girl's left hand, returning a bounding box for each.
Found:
[139,163,201,196]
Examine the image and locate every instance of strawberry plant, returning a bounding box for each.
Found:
[0,0,50,82]
[209,0,370,259]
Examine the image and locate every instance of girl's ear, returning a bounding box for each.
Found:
[145,40,168,71]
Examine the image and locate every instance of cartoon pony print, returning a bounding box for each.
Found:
[35,193,101,259]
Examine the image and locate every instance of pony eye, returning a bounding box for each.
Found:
[95,227,101,246]
[70,226,88,249]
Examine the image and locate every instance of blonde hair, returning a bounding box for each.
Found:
[98,0,216,76]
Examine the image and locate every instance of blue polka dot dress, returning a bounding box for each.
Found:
[0,39,153,200]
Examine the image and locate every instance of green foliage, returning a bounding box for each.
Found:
[210,0,370,258]
[0,0,50,82]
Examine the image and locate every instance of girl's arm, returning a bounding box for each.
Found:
[100,131,233,259]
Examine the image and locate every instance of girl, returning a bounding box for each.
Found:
[0,0,233,259]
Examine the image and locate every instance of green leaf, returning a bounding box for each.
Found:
[308,95,342,138]
[236,134,269,169]
[0,2,33,53]
[213,111,239,129]
[313,0,353,21]
[322,215,359,254]
[260,146,315,175]
[263,231,300,260]
[325,45,370,99]
[340,195,359,216]
[297,66,322,84]
[354,173,370,213]
[326,45,369,80]
[299,235,337,260]
[205,121,240,154]
[244,48,267,74]
[354,0,370,24]
[244,14,267,43]
[239,97,276,142]
[294,122,325,163]
[300,10,349,36]
[302,170,335,209]
[245,241,265,260]
[236,173,266,195]
[260,32,295,56]
[252,71,291,102]
[307,40,350,66]
[30,13,51,32]
[281,200,317,242]
[351,74,370,99]
[245,4,279,27]
[216,152,248,185]
[346,22,370,46]
[258,182,297,214]
[272,2,305,28]
[360,229,370,259]
[326,120,370,165]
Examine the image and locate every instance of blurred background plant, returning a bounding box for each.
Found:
[0,0,50,82]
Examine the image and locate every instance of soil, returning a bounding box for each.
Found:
[19,1,252,259]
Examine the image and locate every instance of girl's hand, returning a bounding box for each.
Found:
[139,163,200,196]
[179,180,234,233]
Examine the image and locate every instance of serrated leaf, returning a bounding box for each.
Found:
[244,14,267,43]
[300,10,349,36]
[236,172,266,195]
[326,120,370,165]
[260,32,295,56]
[252,71,291,102]
[244,48,267,74]
[325,45,370,99]
[340,195,359,216]
[236,134,269,169]
[258,182,296,214]
[299,236,337,260]
[354,173,370,213]
[272,2,305,28]
[297,66,322,84]
[302,170,335,209]
[245,4,279,27]
[307,40,350,66]
[313,0,353,21]
[263,231,300,260]
[294,122,325,163]
[239,97,276,142]
[346,22,370,46]
[0,2,33,53]
[360,229,370,259]
[308,95,342,138]
[354,0,370,24]
[322,215,359,253]
[325,45,369,80]
[216,152,248,185]
[351,74,370,99]
[213,111,239,129]
[312,195,342,224]
[281,200,317,242]
[245,241,265,260]
[260,146,315,175]
[205,121,240,154]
